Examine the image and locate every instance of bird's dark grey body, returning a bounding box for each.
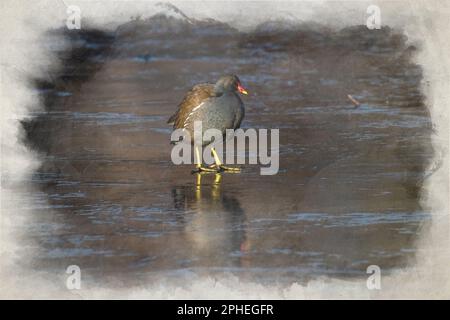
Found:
[183,91,244,146]
[168,75,247,147]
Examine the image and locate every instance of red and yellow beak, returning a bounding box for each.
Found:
[237,83,248,95]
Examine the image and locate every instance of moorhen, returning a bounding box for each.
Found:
[168,75,248,173]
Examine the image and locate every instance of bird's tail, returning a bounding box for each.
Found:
[167,112,177,124]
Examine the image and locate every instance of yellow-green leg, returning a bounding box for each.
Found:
[211,148,241,172]
[192,145,216,174]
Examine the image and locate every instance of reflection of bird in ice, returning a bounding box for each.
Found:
[171,174,248,266]
[168,75,248,173]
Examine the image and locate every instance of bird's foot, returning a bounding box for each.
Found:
[191,165,218,174]
[208,164,241,173]
[219,165,241,172]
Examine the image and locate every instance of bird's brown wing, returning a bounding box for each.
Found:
[168,83,216,129]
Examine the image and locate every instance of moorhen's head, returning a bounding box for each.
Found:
[214,75,248,95]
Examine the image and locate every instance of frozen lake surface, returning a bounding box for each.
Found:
[18,15,433,285]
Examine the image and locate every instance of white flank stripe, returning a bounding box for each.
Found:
[183,102,205,127]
